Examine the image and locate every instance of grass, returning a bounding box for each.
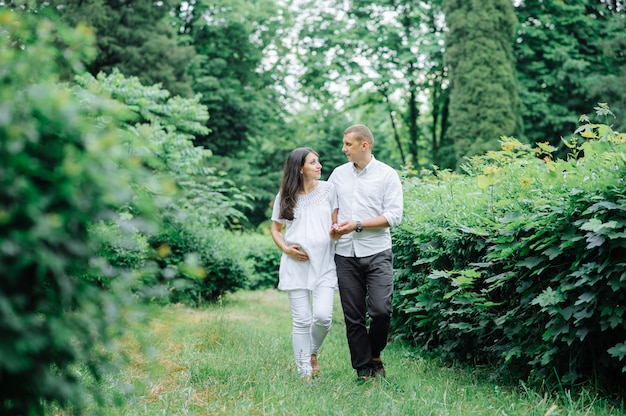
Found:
[56,289,624,415]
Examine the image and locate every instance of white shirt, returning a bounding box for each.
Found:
[271,181,338,290]
[328,156,403,257]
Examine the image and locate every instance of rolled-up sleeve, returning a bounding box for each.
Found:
[382,170,403,227]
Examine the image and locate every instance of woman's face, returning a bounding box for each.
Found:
[301,152,322,180]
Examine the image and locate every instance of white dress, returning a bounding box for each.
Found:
[271,181,338,291]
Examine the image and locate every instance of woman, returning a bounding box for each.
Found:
[270,147,338,380]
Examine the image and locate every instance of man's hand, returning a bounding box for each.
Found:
[331,221,357,238]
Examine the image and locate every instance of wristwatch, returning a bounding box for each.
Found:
[355,220,363,233]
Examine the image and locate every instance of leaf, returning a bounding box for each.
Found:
[580,129,598,139]
[573,308,593,323]
[576,327,589,341]
[516,256,543,269]
[580,218,620,233]
[598,124,612,140]
[608,342,626,361]
[608,314,622,329]
[585,234,605,249]
[607,231,626,239]
[542,246,562,260]
[594,103,615,118]
[451,275,474,288]
[414,257,435,266]
[428,270,451,280]
[575,292,596,305]
[449,322,473,331]
[463,269,482,278]
[443,290,459,300]
[475,301,503,308]
[531,287,564,307]
[477,174,497,189]
[560,306,574,320]
[580,218,604,232]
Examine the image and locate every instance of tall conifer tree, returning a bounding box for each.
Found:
[442,0,520,166]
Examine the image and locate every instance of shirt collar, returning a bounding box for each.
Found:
[352,154,376,173]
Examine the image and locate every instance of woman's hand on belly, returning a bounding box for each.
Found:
[286,244,309,262]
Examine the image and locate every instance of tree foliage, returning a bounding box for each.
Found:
[181,0,289,156]
[77,70,253,302]
[515,0,626,149]
[47,0,196,97]
[0,7,261,411]
[297,0,447,169]
[168,0,297,228]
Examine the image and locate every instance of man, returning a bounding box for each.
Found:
[329,124,403,380]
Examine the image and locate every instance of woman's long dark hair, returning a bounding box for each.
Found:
[278,147,317,220]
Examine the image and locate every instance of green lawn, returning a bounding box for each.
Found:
[64,289,623,415]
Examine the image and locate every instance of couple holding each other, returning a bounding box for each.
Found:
[270,124,404,380]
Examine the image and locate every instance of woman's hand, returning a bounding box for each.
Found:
[286,244,309,261]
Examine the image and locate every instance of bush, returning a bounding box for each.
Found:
[0,11,160,414]
[150,220,250,306]
[393,105,626,394]
[88,219,152,275]
[239,232,281,290]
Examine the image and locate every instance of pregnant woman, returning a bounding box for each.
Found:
[270,147,338,380]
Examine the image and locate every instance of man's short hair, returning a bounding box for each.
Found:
[344,124,374,146]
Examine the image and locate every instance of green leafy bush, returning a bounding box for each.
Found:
[88,218,152,272]
[149,221,249,306]
[394,105,626,394]
[239,232,281,290]
[0,11,161,414]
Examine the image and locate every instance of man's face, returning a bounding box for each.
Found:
[342,133,362,162]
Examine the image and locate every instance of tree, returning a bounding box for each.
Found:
[77,70,253,302]
[174,0,301,228]
[79,69,251,228]
[442,0,520,167]
[48,0,196,97]
[515,0,626,147]
[181,0,289,156]
[423,0,452,170]
[297,0,447,169]
[587,3,626,130]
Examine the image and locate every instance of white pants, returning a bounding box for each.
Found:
[287,287,335,378]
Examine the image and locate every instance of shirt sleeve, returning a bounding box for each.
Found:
[271,193,285,223]
[382,169,403,228]
[328,182,338,211]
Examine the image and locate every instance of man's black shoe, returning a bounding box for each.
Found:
[371,358,385,377]
[356,366,373,380]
